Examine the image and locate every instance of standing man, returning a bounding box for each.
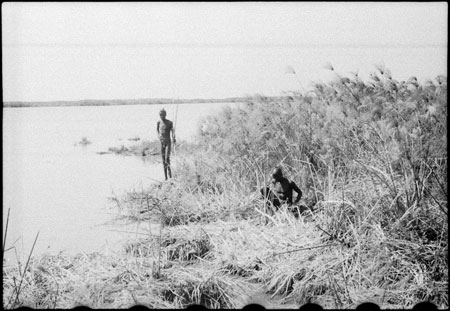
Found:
[157,108,176,180]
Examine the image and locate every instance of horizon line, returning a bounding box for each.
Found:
[3,96,256,104]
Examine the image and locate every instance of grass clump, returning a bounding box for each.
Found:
[164,237,211,262]
[110,182,206,226]
[123,226,212,264]
[108,144,131,155]
[76,137,91,146]
[160,268,239,308]
[111,166,258,227]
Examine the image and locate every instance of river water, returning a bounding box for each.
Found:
[2,102,236,263]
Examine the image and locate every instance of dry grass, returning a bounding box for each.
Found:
[160,266,246,308]
[4,178,447,309]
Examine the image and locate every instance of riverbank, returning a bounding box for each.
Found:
[4,163,446,308]
[3,149,447,309]
[3,70,447,309]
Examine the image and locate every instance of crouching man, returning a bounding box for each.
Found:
[260,167,307,217]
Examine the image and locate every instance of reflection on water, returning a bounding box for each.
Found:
[2,102,237,262]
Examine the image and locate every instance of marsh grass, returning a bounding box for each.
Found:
[3,212,41,310]
[107,120,446,308]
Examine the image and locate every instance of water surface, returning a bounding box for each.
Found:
[2,102,236,262]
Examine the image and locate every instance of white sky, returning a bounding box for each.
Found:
[2,2,448,101]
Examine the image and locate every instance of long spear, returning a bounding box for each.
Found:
[172,96,179,157]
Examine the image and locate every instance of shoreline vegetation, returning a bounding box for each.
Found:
[3,67,447,309]
[3,97,250,108]
[97,139,166,157]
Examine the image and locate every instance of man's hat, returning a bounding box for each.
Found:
[159,109,167,116]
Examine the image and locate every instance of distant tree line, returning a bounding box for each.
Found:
[3,97,249,108]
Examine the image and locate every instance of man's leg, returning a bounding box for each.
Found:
[161,143,168,180]
[166,143,172,178]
